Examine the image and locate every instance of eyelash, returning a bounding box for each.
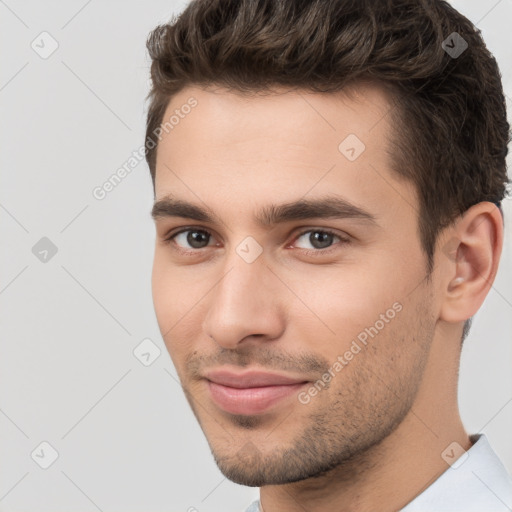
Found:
[162,227,350,257]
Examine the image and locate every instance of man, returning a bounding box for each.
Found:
[145,0,512,510]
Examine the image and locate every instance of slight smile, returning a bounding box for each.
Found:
[204,369,310,415]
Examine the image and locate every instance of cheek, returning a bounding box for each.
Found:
[285,264,398,326]
[151,253,210,363]
[151,254,171,324]
[283,262,417,369]
[151,252,190,338]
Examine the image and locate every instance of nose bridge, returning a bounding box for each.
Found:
[203,243,283,347]
[217,232,270,305]
[211,247,270,322]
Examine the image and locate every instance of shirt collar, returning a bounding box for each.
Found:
[401,433,512,511]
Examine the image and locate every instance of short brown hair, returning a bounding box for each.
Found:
[145,0,510,340]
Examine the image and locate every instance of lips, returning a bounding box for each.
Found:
[205,369,308,388]
[204,369,309,415]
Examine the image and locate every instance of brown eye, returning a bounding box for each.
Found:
[166,229,214,250]
[294,229,345,251]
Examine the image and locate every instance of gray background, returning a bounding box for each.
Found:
[0,1,511,511]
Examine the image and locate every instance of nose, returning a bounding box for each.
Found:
[202,252,285,349]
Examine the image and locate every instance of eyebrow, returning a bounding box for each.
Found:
[151,195,378,228]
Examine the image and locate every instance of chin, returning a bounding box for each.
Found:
[210,441,330,487]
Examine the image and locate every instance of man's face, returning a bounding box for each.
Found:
[151,84,437,486]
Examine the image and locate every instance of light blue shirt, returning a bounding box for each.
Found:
[244,433,512,511]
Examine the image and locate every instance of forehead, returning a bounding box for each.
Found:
[153,83,416,227]
[158,82,394,159]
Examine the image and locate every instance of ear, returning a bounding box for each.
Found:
[438,201,503,324]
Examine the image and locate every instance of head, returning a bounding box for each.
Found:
[146,0,509,487]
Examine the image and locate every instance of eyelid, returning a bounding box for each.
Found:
[164,226,215,240]
[163,225,350,254]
